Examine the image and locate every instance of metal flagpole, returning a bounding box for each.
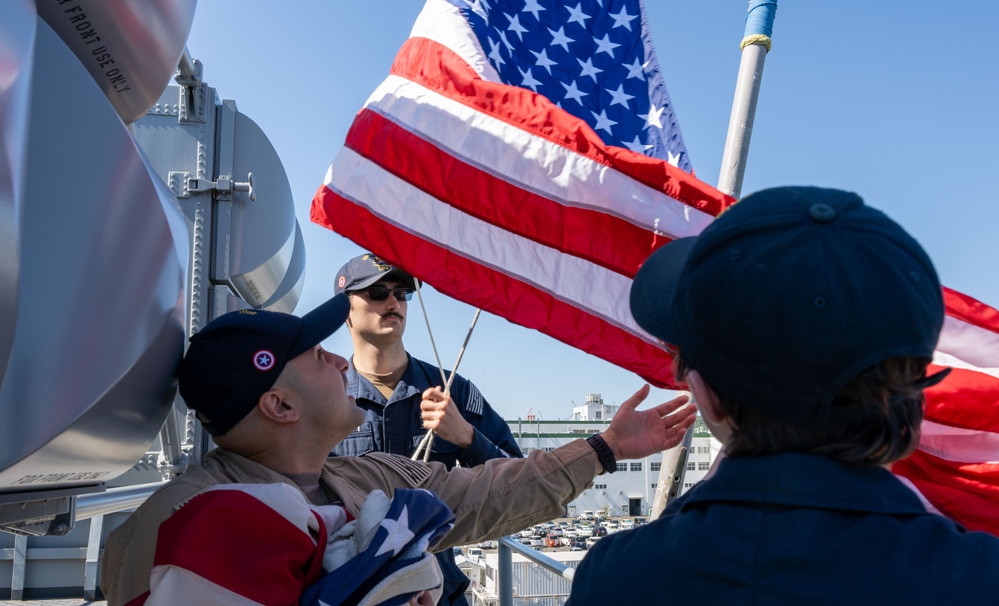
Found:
[717,0,779,198]
[654,2,779,519]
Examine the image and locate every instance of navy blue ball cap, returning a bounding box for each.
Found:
[178,294,350,436]
[334,253,416,295]
[630,186,945,428]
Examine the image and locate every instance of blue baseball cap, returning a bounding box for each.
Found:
[178,294,350,436]
[334,253,416,295]
[630,186,945,428]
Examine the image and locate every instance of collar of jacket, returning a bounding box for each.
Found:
[682,453,931,516]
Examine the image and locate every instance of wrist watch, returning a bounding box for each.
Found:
[586,434,617,474]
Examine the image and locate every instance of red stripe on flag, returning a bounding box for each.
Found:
[943,286,999,333]
[345,108,671,277]
[391,37,732,216]
[312,185,677,388]
[154,490,324,604]
[893,450,999,536]
[925,364,999,434]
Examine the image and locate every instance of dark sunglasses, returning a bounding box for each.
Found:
[359,286,414,301]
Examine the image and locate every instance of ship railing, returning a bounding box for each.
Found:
[497,536,573,606]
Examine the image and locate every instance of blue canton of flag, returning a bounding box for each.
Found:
[451,0,692,172]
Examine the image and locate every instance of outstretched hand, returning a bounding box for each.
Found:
[600,385,695,461]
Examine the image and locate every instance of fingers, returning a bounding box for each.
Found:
[619,384,651,411]
[647,393,691,418]
[422,386,447,401]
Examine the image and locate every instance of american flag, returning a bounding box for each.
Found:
[311,0,999,535]
[312,0,731,388]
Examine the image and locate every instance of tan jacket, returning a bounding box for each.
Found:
[101,439,597,605]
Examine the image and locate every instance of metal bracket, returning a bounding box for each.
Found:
[176,55,209,124]
[187,172,254,201]
[169,171,254,201]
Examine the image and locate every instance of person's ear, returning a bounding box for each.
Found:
[685,370,726,425]
[256,389,299,425]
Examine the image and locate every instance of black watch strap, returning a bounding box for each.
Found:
[586,434,617,474]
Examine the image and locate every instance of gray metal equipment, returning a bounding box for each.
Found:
[0,0,36,427]
[35,0,198,124]
[0,1,304,538]
[0,16,188,536]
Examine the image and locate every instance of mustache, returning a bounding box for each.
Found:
[381,311,404,320]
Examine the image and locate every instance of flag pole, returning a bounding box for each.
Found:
[717,0,778,198]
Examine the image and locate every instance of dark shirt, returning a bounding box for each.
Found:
[568,453,999,606]
[334,354,523,606]
[335,355,522,467]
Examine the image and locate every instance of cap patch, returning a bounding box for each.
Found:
[253,350,276,371]
[338,275,346,288]
[363,253,393,271]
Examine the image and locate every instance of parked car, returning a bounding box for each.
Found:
[585,536,601,547]
[576,526,593,538]
[545,534,560,548]
[477,540,498,549]
[570,538,588,550]
[620,519,635,529]
[582,510,596,520]
[520,529,533,538]
[530,538,545,548]
[466,548,484,559]
[592,525,608,537]
[634,517,648,526]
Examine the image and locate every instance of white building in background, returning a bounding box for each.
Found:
[506,394,721,517]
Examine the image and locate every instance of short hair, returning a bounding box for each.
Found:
[676,353,929,468]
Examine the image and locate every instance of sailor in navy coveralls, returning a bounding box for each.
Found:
[331,253,522,606]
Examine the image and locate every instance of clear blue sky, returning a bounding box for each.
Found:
[185,1,999,421]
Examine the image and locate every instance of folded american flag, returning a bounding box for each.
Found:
[147,484,454,605]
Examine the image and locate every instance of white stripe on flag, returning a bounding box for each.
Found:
[918,420,999,464]
[363,75,714,239]
[936,315,999,376]
[325,151,651,339]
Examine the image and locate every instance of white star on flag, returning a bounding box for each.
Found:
[593,33,620,57]
[549,26,574,52]
[591,109,618,135]
[375,505,416,557]
[561,79,588,104]
[519,67,542,91]
[566,3,592,27]
[522,0,545,21]
[606,84,635,108]
[624,57,645,80]
[578,57,603,82]
[609,6,638,30]
[531,47,557,74]
[505,12,527,40]
[639,103,665,129]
